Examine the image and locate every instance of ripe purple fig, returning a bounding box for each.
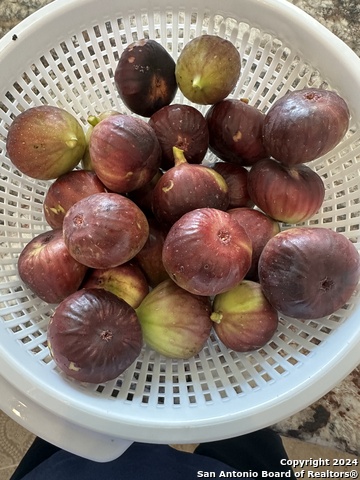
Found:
[114,38,177,117]
[228,207,280,281]
[162,208,252,296]
[89,114,161,193]
[63,192,149,269]
[136,279,212,359]
[175,35,241,105]
[247,158,325,224]
[148,104,209,170]
[43,170,107,229]
[152,147,229,225]
[211,280,278,352]
[47,288,143,383]
[262,88,350,166]
[6,105,86,180]
[206,98,267,166]
[17,229,88,304]
[212,161,254,209]
[258,227,360,319]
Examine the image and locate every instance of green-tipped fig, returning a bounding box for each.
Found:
[211,280,278,352]
[6,105,86,180]
[136,279,212,359]
[175,35,241,105]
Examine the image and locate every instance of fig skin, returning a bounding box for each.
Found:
[47,288,143,384]
[148,104,209,170]
[43,170,107,229]
[206,99,268,166]
[136,279,212,359]
[175,34,241,105]
[6,105,86,180]
[82,262,149,309]
[89,114,161,193]
[63,192,149,269]
[258,227,360,320]
[135,217,170,288]
[152,147,229,225]
[212,161,254,209]
[211,280,278,352]
[228,207,280,281]
[162,207,252,296]
[17,229,88,304]
[247,158,325,224]
[262,88,350,166]
[114,38,177,117]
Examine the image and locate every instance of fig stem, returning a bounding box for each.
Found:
[87,115,101,127]
[172,146,188,166]
[210,311,223,324]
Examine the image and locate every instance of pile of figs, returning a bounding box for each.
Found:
[6,35,360,385]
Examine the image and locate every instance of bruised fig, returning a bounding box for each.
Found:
[152,147,229,225]
[162,208,252,296]
[63,192,149,269]
[6,105,86,180]
[148,104,209,170]
[258,227,360,319]
[262,88,350,166]
[82,262,149,309]
[175,35,241,105]
[115,38,177,117]
[211,280,278,352]
[89,114,161,193]
[43,170,107,229]
[212,161,254,209]
[136,278,212,359]
[47,288,143,383]
[206,98,267,166]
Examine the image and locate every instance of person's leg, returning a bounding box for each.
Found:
[194,428,295,477]
[10,437,60,480]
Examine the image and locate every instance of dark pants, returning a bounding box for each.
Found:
[11,428,295,479]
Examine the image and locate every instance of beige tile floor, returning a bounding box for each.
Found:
[1,409,359,480]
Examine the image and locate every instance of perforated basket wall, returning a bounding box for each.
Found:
[1,0,360,446]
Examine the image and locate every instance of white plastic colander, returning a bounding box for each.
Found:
[1,0,360,462]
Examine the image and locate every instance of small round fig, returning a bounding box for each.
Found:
[212,161,254,209]
[152,147,229,225]
[82,262,149,309]
[43,170,107,229]
[47,288,143,383]
[228,207,280,281]
[136,279,212,359]
[89,114,161,193]
[175,34,241,105]
[162,208,252,296]
[63,192,149,269]
[17,229,88,304]
[211,280,278,352]
[206,98,267,166]
[258,227,360,319]
[247,158,325,224]
[262,88,350,165]
[6,105,86,180]
[114,38,177,117]
[148,104,209,170]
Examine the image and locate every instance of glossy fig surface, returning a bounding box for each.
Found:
[6,105,86,180]
[262,88,350,165]
[258,227,360,319]
[48,288,143,383]
[114,38,177,117]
